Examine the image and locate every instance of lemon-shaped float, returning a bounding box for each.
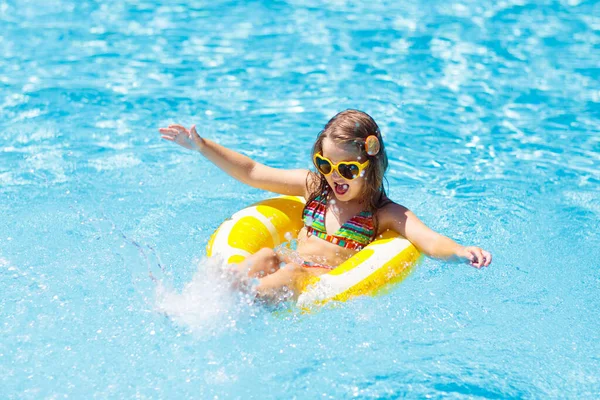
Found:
[206,196,420,307]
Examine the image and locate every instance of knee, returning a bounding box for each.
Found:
[246,248,280,277]
[256,247,277,259]
[256,248,280,269]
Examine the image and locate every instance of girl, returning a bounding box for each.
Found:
[159,110,492,303]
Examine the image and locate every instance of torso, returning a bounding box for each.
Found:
[295,191,376,272]
[296,227,360,268]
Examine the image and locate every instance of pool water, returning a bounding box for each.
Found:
[1,0,599,398]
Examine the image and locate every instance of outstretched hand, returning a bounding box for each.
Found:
[459,246,492,268]
[159,124,204,151]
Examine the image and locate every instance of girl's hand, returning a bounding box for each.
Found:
[458,246,492,268]
[159,124,204,152]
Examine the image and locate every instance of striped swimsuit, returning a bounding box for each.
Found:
[302,193,375,257]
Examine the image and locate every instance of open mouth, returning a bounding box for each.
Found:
[334,182,349,195]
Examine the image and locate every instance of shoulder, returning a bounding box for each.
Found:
[376,200,411,231]
[377,200,410,218]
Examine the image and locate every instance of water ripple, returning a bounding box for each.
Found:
[1,0,600,398]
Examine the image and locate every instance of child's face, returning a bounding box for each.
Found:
[320,138,367,203]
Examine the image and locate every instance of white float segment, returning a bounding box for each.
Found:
[297,238,411,306]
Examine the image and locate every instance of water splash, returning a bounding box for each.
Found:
[154,256,259,336]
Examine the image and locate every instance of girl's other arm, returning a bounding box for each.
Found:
[159,124,309,197]
[381,203,492,268]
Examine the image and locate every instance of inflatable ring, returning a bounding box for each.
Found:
[206,196,421,307]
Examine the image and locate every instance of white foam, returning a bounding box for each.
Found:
[154,256,257,336]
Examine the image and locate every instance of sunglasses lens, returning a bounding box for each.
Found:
[316,157,332,174]
[338,164,360,180]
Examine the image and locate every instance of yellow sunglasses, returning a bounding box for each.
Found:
[313,153,370,180]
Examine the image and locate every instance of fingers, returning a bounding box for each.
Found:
[473,248,485,268]
[464,247,482,268]
[466,247,492,268]
[159,126,190,142]
[482,250,492,267]
[467,248,478,268]
[171,126,189,136]
[168,124,187,131]
[158,128,178,138]
[158,125,188,136]
[473,249,492,267]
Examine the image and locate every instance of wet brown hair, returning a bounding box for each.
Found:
[304,109,390,238]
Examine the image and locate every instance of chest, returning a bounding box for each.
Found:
[323,207,361,235]
[304,198,374,237]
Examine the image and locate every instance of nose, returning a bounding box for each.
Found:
[331,169,342,179]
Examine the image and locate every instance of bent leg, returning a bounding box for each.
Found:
[236,247,282,278]
[254,263,313,304]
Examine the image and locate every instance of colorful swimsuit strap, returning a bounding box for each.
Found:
[302,260,335,270]
[302,192,375,250]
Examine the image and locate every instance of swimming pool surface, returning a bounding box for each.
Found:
[1,0,599,398]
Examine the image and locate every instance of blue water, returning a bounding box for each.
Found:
[1,0,599,398]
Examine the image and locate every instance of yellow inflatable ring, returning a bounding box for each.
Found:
[206,196,421,307]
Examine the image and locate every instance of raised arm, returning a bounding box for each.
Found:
[380,203,492,268]
[159,124,309,197]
